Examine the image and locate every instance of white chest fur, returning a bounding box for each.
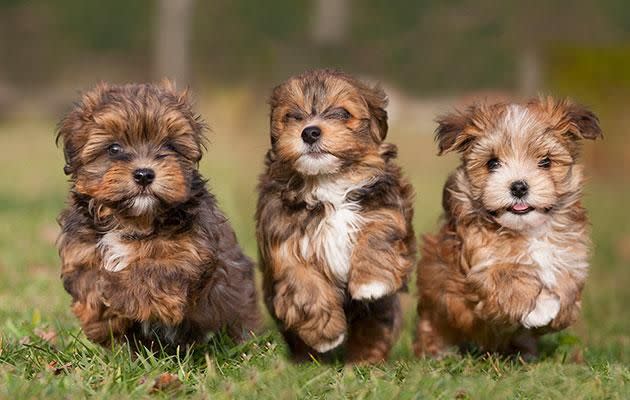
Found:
[524,228,589,288]
[98,232,133,272]
[298,177,369,283]
[472,224,589,289]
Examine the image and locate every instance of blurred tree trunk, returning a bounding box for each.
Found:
[518,45,541,97]
[312,0,348,45]
[154,0,194,85]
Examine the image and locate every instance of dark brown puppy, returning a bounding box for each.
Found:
[56,82,259,350]
[256,70,416,363]
[414,98,601,358]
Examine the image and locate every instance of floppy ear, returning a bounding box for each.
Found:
[363,84,389,142]
[56,112,83,176]
[566,103,603,140]
[435,109,477,155]
[56,83,110,175]
[160,78,191,105]
[160,79,207,160]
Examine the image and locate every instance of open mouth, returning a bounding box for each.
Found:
[508,203,535,215]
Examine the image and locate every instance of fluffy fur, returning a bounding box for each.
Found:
[56,82,259,350]
[256,70,417,363]
[414,97,602,358]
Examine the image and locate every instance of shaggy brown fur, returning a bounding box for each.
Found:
[56,82,259,350]
[414,97,602,358]
[256,70,416,363]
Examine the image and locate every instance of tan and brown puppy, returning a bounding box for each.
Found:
[56,82,259,350]
[256,70,416,363]
[414,97,602,358]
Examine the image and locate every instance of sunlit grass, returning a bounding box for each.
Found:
[0,102,628,398]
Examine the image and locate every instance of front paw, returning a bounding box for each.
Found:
[349,281,394,301]
[273,290,347,353]
[311,333,346,353]
[468,266,543,325]
[521,293,560,329]
[96,274,185,325]
[298,316,347,353]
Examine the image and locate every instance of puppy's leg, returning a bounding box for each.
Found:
[99,267,189,326]
[523,285,580,333]
[65,273,130,345]
[58,232,99,300]
[521,290,561,329]
[414,250,471,358]
[345,294,401,364]
[413,311,457,359]
[72,294,131,346]
[508,330,540,361]
[60,243,132,345]
[281,329,320,362]
[467,263,543,326]
[195,256,261,343]
[547,271,584,331]
[348,210,414,301]
[521,271,584,330]
[272,266,347,354]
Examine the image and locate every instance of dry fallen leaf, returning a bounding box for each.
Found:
[150,373,182,393]
[46,360,72,375]
[35,328,57,344]
[455,389,470,399]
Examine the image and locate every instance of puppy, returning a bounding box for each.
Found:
[56,82,259,349]
[256,70,417,363]
[414,97,602,358]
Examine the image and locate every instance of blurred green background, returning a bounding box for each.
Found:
[0,1,628,398]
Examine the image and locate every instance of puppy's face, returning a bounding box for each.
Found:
[269,70,388,176]
[58,82,206,217]
[437,98,602,231]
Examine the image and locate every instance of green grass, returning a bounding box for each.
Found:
[0,99,629,399]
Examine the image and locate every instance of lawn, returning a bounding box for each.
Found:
[0,94,628,399]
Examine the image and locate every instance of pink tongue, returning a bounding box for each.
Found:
[512,203,529,211]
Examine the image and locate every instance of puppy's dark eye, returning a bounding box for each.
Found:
[487,157,501,171]
[156,142,177,159]
[161,142,177,152]
[107,143,123,157]
[328,108,352,120]
[284,112,303,122]
[538,156,551,169]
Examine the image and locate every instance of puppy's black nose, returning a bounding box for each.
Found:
[133,168,155,187]
[510,180,529,198]
[301,126,321,145]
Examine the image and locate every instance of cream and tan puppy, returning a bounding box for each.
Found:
[414,97,602,357]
